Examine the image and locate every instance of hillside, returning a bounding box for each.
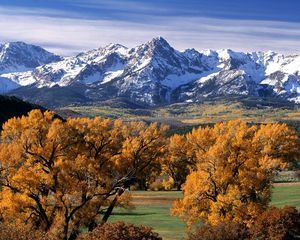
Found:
[0,95,45,128]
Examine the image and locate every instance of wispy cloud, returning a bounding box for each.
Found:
[1,6,300,56]
[70,0,164,13]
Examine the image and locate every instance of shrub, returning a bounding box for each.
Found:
[187,206,300,240]
[249,206,300,240]
[149,179,165,191]
[162,177,174,190]
[78,221,162,240]
[186,222,249,240]
[0,223,49,240]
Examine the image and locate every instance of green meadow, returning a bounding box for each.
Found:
[109,183,300,240]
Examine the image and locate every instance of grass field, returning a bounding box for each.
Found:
[271,182,300,209]
[109,183,300,240]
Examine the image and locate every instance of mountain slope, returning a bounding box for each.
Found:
[2,37,300,107]
[0,95,46,128]
[0,41,62,93]
[174,50,300,103]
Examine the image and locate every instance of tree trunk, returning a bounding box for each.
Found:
[88,220,97,232]
[62,223,69,240]
[137,178,147,190]
[173,178,181,191]
[62,215,70,240]
[101,188,125,223]
[68,227,80,240]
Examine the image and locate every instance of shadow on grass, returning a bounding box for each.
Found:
[111,212,155,216]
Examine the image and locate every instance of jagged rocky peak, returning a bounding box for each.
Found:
[77,43,128,64]
[100,43,129,58]
[0,41,62,74]
[184,48,202,58]
[133,36,174,57]
[214,49,252,70]
[104,43,127,51]
[147,36,171,48]
[183,48,213,69]
[216,49,250,63]
[1,41,61,64]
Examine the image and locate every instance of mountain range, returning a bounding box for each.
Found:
[1,37,300,107]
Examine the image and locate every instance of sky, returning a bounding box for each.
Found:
[1,0,300,55]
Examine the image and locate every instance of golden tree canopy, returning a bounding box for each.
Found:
[0,110,167,240]
[171,120,298,226]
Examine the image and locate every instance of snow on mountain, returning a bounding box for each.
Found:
[175,48,300,103]
[2,37,300,106]
[0,42,61,73]
[7,44,129,89]
[0,41,62,92]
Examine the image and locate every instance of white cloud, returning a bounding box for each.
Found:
[0,6,300,56]
[70,0,166,13]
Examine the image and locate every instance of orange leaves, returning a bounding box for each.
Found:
[116,122,167,169]
[253,123,298,166]
[171,120,299,226]
[0,110,168,238]
[162,133,194,190]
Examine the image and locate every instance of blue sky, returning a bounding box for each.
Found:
[1,0,300,55]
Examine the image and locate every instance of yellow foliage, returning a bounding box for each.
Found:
[171,120,299,226]
[162,134,194,190]
[0,110,167,239]
[162,177,174,190]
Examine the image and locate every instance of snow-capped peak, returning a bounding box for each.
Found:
[105,43,127,51]
[104,43,129,57]
[2,38,300,107]
[148,36,170,47]
[0,41,61,74]
[136,36,173,55]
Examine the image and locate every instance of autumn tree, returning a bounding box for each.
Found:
[99,120,168,222]
[162,134,195,190]
[0,110,167,240]
[172,120,299,226]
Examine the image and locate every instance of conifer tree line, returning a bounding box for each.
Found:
[0,110,299,239]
